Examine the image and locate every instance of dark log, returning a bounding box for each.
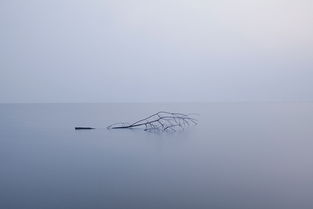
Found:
[75,127,95,130]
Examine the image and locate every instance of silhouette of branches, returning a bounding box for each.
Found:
[107,111,197,133]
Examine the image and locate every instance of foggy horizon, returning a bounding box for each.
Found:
[1,0,313,103]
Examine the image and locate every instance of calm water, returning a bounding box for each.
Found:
[0,103,313,209]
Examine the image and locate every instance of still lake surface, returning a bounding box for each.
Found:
[0,103,313,209]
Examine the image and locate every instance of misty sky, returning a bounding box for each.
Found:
[0,0,312,102]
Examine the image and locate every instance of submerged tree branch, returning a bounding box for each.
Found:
[107,111,198,133]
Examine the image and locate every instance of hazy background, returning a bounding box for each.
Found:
[1,0,312,103]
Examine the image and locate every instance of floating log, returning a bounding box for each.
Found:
[75,127,95,130]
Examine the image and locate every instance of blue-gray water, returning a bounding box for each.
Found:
[1,103,313,209]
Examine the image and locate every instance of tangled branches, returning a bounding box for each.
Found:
[107,111,197,133]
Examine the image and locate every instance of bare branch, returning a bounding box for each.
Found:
[107,111,198,133]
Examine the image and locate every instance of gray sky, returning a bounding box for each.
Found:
[1,0,313,102]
